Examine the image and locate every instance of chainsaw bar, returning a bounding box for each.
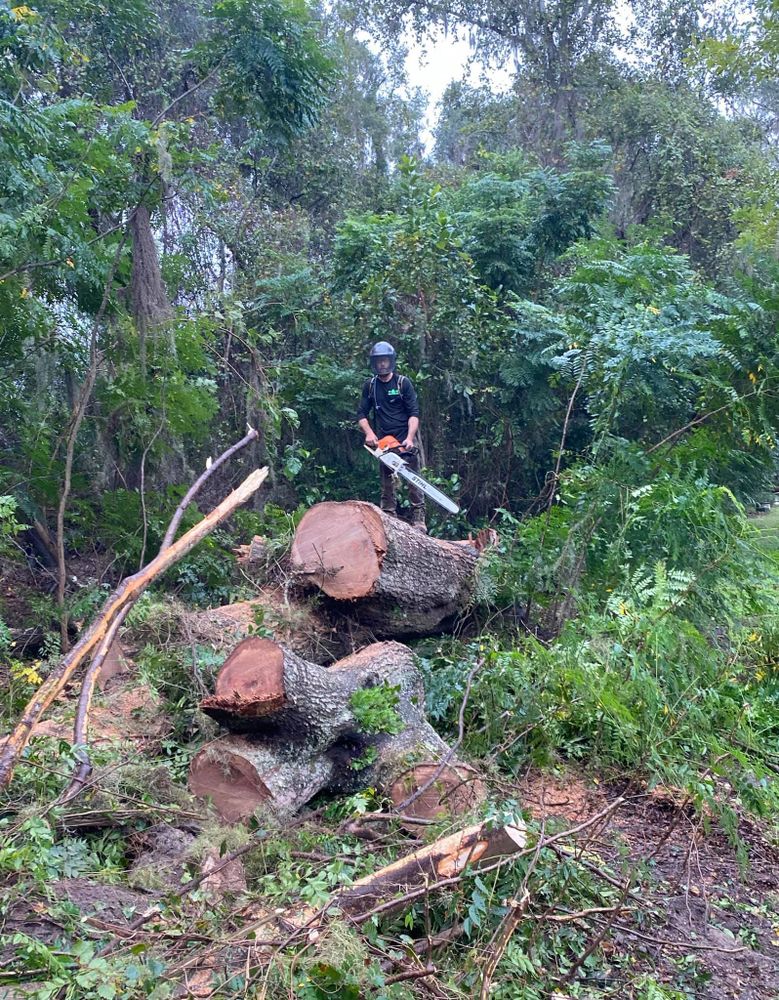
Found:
[366,447,460,515]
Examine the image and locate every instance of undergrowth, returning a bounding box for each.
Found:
[2,464,779,997]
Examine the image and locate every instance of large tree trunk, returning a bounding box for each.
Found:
[190,637,484,822]
[129,202,172,379]
[289,502,479,638]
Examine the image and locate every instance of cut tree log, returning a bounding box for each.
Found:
[289,501,479,638]
[189,735,339,824]
[191,637,485,822]
[329,819,527,921]
[0,467,269,790]
[199,637,436,747]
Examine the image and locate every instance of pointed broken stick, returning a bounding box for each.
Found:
[0,465,269,790]
[57,428,261,804]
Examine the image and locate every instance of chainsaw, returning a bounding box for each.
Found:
[364,435,460,515]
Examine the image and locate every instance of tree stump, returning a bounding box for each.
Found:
[190,637,485,822]
[289,501,479,638]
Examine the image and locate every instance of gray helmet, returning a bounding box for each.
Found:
[369,341,396,376]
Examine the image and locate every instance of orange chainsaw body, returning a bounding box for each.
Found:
[376,435,406,451]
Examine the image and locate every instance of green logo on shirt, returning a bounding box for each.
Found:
[388,389,400,396]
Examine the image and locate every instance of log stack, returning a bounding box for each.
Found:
[190,636,484,823]
[189,507,494,824]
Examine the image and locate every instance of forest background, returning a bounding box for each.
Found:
[3,0,779,997]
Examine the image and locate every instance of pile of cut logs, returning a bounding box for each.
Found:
[188,501,531,931]
[190,500,493,824]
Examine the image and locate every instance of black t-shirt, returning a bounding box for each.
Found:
[357,373,419,439]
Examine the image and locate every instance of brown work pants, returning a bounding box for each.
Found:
[380,447,425,521]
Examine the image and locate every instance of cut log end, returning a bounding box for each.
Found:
[290,501,386,599]
[190,737,337,822]
[389,763,486,825]
[213,636,284,701]
[189,744,271,824]
[201,636,286,721]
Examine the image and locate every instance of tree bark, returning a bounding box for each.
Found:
[129,202,172,379]
[191,637,485,823]
[289,501,479,638]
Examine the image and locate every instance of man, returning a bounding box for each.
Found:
[357,341,426,531]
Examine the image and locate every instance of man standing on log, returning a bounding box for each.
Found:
[357,341,426,531]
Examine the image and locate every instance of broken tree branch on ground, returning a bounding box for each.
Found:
[58,427,260,805]
[0,464,269,789]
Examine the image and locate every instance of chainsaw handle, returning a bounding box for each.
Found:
[365,436,416,467]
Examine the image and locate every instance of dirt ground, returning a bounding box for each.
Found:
[518,771,779,999]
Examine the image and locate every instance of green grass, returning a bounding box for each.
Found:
[753,505,779,553]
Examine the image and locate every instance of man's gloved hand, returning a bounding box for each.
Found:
[365,432,379,448]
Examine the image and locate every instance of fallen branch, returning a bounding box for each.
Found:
[0,466,268,789]
[57,608,130,805]
[193,821,526,979]
[532,904,635,924]
[58,427,259,804]
[596,919,748,954]
[385,967,438,986]
[479,891,530,1000]
[290,820,527,927]
[161,428,259,550]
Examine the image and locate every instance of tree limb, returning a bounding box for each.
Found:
[0,467,268,789]
[57,428,260,805]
